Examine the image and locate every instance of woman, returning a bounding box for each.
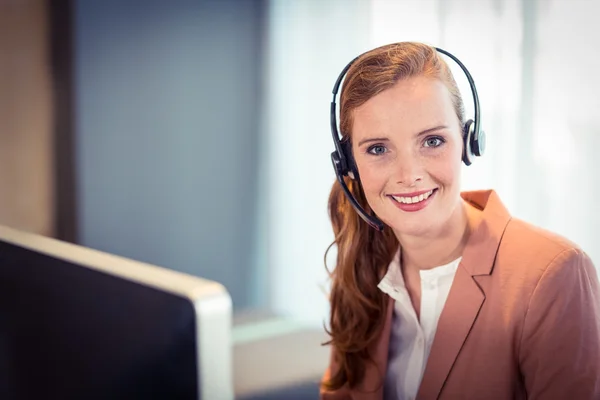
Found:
[320,42,600,400]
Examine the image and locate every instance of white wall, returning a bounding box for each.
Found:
[263,0,372,325]
[263,0,600,326]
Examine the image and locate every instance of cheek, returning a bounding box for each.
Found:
[357,165,385,195]
[430,150,462,187]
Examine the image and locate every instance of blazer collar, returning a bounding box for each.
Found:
[418,190,512,399]
[349,190,512,400]
[459,190,512,276]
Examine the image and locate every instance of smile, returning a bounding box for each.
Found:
[390,189,436,204]
[388,189,438,212]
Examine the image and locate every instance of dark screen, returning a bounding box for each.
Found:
[0,240,198,400]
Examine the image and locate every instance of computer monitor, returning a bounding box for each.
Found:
[0,224,233,400]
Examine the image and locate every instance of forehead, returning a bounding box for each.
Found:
[351,76,457,138]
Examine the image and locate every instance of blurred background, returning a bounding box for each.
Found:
[2,0,599,398]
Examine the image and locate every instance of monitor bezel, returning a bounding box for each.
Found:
[0,224,233,400]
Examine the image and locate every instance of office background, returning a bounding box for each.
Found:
[2,0,599,396]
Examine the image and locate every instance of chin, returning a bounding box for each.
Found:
[386,218,438,238]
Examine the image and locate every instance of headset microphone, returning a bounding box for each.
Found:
[330,45,486,231]
[331,151,385,231]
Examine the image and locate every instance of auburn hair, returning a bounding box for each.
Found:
[322,42,466,391]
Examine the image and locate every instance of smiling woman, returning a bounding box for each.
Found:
[352,75,466,242]
[320,42,600,400]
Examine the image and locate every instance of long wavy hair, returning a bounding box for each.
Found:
[322,42,466,391]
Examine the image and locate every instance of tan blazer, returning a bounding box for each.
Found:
[321,190,600,400]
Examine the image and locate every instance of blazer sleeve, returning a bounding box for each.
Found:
[519,248,600,399]
[319,346,352,400]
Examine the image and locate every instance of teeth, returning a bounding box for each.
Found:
[392,190,434,204]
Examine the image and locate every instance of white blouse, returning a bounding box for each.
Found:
[377,252,461,400]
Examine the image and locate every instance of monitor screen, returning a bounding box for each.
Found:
[0,225,232,400]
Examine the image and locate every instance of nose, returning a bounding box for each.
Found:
[392,153,423,186]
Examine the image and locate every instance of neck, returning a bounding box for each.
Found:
[395,199,480,271]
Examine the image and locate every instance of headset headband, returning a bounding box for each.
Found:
[329,45,485,231]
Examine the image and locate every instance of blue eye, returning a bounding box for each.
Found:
[424,136,445,148]
[367,145,387,155]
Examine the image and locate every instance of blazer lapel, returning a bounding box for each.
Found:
[351,295,395,400]
[416,266,485,399]
[417,190,512,400]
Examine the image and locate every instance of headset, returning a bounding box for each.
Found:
[330,45,486,231]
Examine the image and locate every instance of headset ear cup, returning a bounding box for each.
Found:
[462,119,474,166]
[341,137,359,180]
[471,128,485,157]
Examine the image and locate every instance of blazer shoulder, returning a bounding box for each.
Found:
[501,217,585,264]
[494,218,596,288]
[493,219,598,320]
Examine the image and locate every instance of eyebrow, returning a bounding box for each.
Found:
[357,125,449,147]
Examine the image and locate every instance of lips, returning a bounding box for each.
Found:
[388,188,438,212]
[390,189,435,205]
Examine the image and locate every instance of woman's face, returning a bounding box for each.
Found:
[351,75,464,238]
